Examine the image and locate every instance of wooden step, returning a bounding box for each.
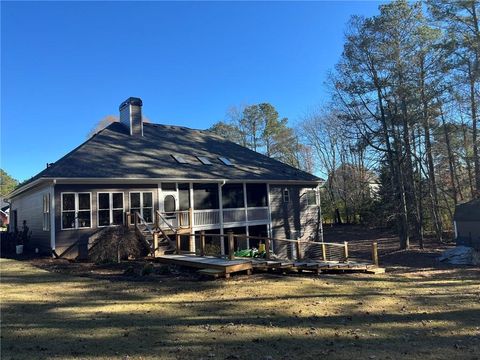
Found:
[197,268,226,279]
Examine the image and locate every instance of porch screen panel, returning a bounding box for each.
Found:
[222,183,244,209]
[246,184,268,207]
[193,184,219,210]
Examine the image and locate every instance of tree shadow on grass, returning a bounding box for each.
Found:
[1,258,479,360]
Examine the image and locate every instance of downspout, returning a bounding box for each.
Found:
[50,179,57,258]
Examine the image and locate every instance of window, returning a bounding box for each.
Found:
[61,193,91,230]
[306,190,317,206]
[98,192,124,227]
[42,194,50,231]
[283,188,290,203]
[219,157,234,166]
[171,154,188,164]
[197,156,212,165]
[130,192,154,223]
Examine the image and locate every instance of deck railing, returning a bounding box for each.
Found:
[193,209,220,226]
[223,208,246,223]
[246,207,269,222]
[172,231,378,265]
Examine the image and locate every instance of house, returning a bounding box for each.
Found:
[454,198,480,251]
[7,97,323,259]
[0,197,9,227]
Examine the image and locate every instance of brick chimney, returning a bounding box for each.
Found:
[119,97,143,136]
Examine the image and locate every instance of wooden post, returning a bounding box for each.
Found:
[372,241,379,266]
[344,241,349,262]
[188,207,193,228]
[228,231,234,260]
[321,242,327,261]
[134,212,138,228]
[154,210,158,229]
[153,232,159,257]
[200,230,206,256]
[265,238,271,260]
[175,233,181,254]
[296,239,302,260]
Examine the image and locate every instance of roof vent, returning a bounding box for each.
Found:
[119,97,143,136]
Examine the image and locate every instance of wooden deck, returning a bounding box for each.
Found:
[156,254,385,278]
[155,254,253,278]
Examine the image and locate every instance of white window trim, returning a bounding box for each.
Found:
[129,191,154,224]
[306,189,318,206]
[283,188,291,203]
[42,193,50,231]
[97,192,125,227]
[61,192,92,230]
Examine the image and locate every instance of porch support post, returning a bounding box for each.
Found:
[218,182,225,255]
[189,182,195,252]
[243,183,249,249]
[266,183,273,252]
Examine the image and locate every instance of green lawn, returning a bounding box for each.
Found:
[1,258,479,360]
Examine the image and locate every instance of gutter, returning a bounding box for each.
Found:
[9,176,322,198]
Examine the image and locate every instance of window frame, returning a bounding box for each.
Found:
[42,193,50,231]
[97,192,125,227]
[197,156,212,165]
[129,191,154,224]
[306,189,318,206]
[171,154,188,164]
[283,188,291,203]
[218,157,234,166]
[61,192,92,230]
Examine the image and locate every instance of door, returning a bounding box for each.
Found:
[160,184,179,228]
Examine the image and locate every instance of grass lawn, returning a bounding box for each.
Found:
[1,257,479,360]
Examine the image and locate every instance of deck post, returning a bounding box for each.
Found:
[343,241,349,262]
[228,231,234,260]
[153,232,159,257]
[175,233,181,254]
[218,182,225,255]
[372,241,379,266]
[321,242,327,261]
[296,239,302,260]
[265,238,271,260]
[188,207,193,229]
[200,230,206,256]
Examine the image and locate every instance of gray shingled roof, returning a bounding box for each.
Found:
[24,122,320,184]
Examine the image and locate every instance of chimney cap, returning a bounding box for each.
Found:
[119,97,143,111]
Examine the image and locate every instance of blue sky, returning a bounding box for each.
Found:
[1,1,383,181]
